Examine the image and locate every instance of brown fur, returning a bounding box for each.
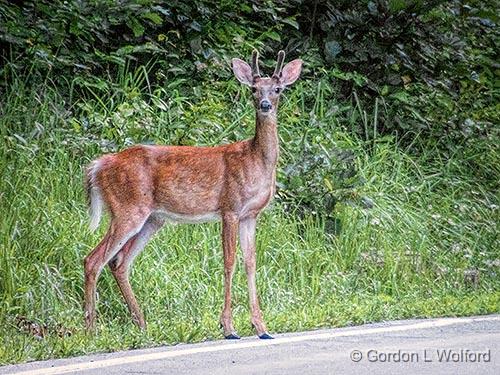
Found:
[83,51,302,338]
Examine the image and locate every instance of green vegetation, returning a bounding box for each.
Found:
[0,0,499,366]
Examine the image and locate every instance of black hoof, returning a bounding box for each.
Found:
[225,333,241,340]
[258,332,274,339]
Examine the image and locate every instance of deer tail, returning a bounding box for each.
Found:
[85,159,104,232]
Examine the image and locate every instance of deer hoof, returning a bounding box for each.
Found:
[225,332,241,340]
[258,332,274,339]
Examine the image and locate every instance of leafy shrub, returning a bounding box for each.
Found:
[1,0,498,219]
[0,0,298,83]
[300,0,498,141]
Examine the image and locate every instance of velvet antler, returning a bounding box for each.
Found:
[251,49,260,79]
[272,50,285,79]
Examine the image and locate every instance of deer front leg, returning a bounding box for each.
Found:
[239,217,272,339]
[220,213,239,339]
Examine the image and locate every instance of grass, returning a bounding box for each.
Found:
[0,66,498,365]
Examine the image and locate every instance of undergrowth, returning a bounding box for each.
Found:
[0,64,498,365]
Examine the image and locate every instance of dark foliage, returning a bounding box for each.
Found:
[1,0,498,218]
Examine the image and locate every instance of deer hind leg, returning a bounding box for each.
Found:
[220,213,239,339]
[108,214,165,329]
[84,210,150,331]
[239,217,272,339]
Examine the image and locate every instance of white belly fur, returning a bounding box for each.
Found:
[155,209,221,224]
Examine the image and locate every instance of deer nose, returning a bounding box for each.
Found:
[260,100,272,111]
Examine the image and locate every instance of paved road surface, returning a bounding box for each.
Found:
[1,315,498,375]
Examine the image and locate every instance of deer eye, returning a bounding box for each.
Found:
[275,87,281,94]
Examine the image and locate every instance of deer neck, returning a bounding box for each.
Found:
[252,113,278,167]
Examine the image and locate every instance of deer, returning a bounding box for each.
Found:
[83,50,302,340]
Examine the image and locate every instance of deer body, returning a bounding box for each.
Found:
[89,121,277,225]
[84,51,302,339]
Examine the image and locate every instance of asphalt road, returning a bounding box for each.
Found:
[1,315,498,375]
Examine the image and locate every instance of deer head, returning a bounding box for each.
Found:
[232,50,303,117]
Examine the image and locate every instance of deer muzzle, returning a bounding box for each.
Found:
[260,100,272,112]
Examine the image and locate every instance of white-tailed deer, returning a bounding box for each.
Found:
[84,50,302,339]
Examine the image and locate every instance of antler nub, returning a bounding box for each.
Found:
[251,49,260,79]
[273,50,286,79]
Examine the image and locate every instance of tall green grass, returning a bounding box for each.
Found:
[0,66,498,365]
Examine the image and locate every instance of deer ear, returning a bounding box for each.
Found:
[280,59,302,86]
[232,58,253,86]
